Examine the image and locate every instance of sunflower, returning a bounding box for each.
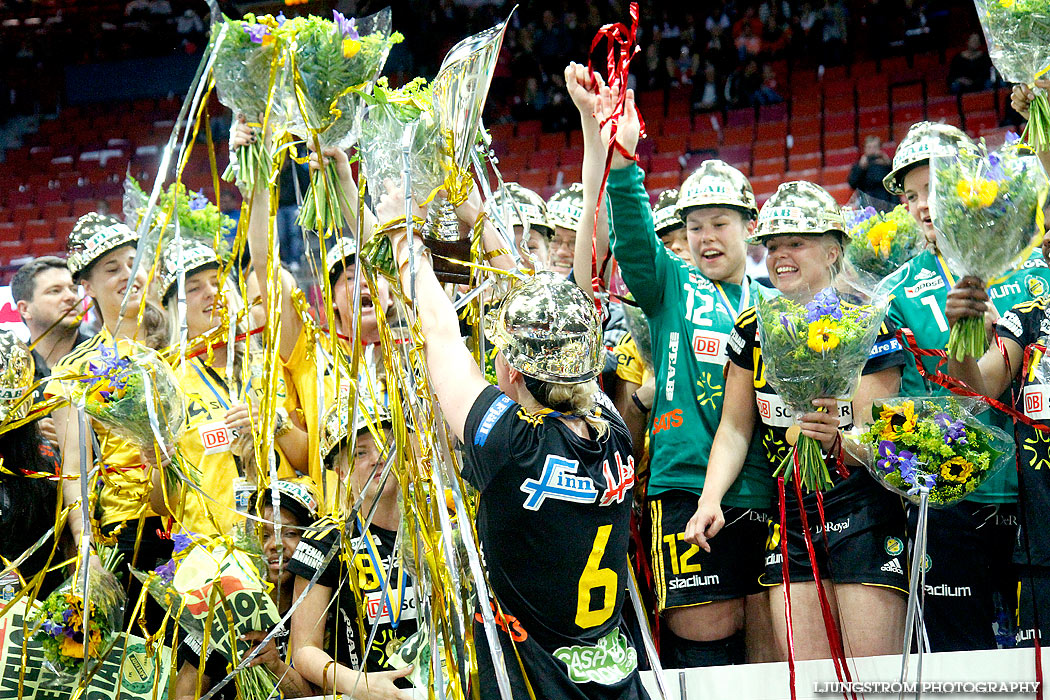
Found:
[939,456,974,483]
[60,635,85,659]
[866,220,897,257]
[807,319,843,352]
[879,400,918,439]
[956,177,999,208]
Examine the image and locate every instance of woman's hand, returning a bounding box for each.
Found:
[375,179,426,229]
[224,403,254,437]
[242,631,283,673]
[594,83,641,169]
[944,276,989,328]
[1012,79,1050,120]
[565,61,604,117]
[799,398,841,451]
[684,497,724,553]
[307,142,354,185]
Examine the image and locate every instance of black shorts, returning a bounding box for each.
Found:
[649,490,770,610]
[908,501,1018,652]
[1017,566,1050,647]
[761,470,907,590]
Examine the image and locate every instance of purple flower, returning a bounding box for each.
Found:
[243,23,270,44]
[275,12,286,26]
[986,153,1006,182]
[805,287,842,322]
[172,531,197,555]
[41,620,61,637]
[1005,131,1021,145]
[153,558,177,583]
[332,11,359,39]
[62,609,73,624]
[934,413,968,445]
[846,206,878,229]
[188,190,208,211]
[877,440,920,480]
[906,471,937,496]
[779,313,797,340]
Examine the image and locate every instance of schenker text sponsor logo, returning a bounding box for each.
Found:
[668,573,721,590]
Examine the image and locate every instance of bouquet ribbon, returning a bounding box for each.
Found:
[585,2,645,319]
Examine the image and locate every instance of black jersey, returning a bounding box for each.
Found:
[995,297,1050,566]
[286,515,419,671]
[462,385,649,699]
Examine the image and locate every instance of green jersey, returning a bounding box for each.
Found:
[887,247,1050,502]
[607,165,773,508]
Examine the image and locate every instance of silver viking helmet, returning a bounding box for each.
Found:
[750,181,847,244]
[674,160,758,223]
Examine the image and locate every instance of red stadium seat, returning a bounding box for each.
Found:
[489,123,514,143]
[689,131,720,151]
[54,217,77,241]
[538,133,567,151]
[791,118,821,138]
[965,112,999,137]
[891,83,925,106]
[722,125,753,146]
[752,158,784,178]
[824,182,854,205]
[0,222,20,242]
[821,165,853,188]
[824,149,858,168]
[825,113,855,134]
[646,171,681,192]
[785,168,821,181]
[568,131,584,149]
[753,140,784,161]
[515,120,541,138]
[23,220,53,241]
[858,109,889,132]
[857,76,889,110]
[825,131,856,151]
[0,241,31,263]
[9,206,39,223]
[29,237,62,256]
[527,150,559,170]
[559,150,583,168]
[756,121,786,143]
[649,153,681,173]
[789,152,822,172]
[499,153,527,173]
[824,93,854,116]
[662,117,691,136]
[961,91,996,115]
[517,169,550,190]
[43,201,71,220]
[928,97,957,120]
[719,145,752,166]
[792,96,822,119]
[655,134,688,154]
[726,108,755,128]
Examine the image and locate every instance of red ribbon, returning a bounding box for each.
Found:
[184,325,267,359]
[585,2,646,319]
[777,476,797,700]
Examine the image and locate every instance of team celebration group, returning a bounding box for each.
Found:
[5,7,1050,700]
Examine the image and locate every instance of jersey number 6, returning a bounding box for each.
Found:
[576,525,617,629]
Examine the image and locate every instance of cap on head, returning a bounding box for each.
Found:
[674,160,758,223]
[489,183,554,240]
[750,181,847,244]
[546,183,584,231]
[652,188,682,237]
[326,237,358,284]
[66,213,139,280]
[484,270,603,383]
[256,476,321,526]
[159,243,220,302]
[883,122,977,195]
[320,389,392,465]
[0,331,33,427]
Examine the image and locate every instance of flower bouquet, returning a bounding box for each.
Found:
[974,0,1050,151]
[843,204,922,279]
[33,546,125,682]
[854,397,1012,505]
[124,177,236,261]
[930,140,1048,360]
[59,341,196,488]
[358,77,443,282]
[756,288,888,491]
[214,13,286,190]
[277,9,403,233]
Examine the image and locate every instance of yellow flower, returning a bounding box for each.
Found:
[60,636,85,659]
[940,456,974,483]
[1000,0,1015,7]
[342,38,361,58]
[807,320,843,352]
[879,400,918,439]
[866,221,897,257]
[956,178,999,208]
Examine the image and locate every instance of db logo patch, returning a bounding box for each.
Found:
[198,421,232,454]
[757,397,772,420]
[1023,386,1050,419]
[691,330,728,365]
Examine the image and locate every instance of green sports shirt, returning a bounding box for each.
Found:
[607,164,773,508]
[887,247,1050,502]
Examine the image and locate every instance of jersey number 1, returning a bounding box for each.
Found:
[576,525,617,629]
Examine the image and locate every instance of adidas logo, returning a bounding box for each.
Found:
[881,557,903,575]
[915,268,937,280]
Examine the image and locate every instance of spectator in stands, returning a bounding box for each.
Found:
[736,22,763,62]
[848,136,896,204]
[948,33,993,95]
[820,0,849,65]
[693,61,724,113]
[11,256,90,442]
[754,64,783,105]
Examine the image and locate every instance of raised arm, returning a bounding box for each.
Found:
[231,119,301,362]
[375,184,490,442]
[685,362,758,552]
[1011,80,1050,178]
[565,62,611,295]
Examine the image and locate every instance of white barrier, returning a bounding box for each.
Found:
[640,648,1046,700]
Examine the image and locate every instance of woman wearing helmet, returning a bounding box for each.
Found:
[174,478,317,700]
[148,242,307,537]
[685,181,909,661]
[884,121,1050,651]
[375,183,648,698]
[45,213,172,601]
[0,331,64,598]
[288,393,418,700]
[567,63,775,667]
